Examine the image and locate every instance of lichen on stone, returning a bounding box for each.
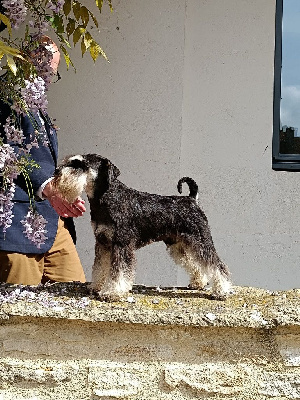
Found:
[0,283,299,328]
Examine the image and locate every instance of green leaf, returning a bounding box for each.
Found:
[57,33,71,49]
[60,45,70,69]
[0,13,12,35]
[81,38,86,56]
[95,0,103,13]
[6,55,17,75]
[52,14,64,34]
[90,12,99,28]
[25,24,29,41]
[63,0,72,16]
[89,42,99,62]
[45,15,54,23]
[63,51,71,69]
[80,6,89,27]
[83,32,93,49]
[73,2,81,20]
[89,40,108,62]
[107,0,113,12]
[61,45,76,71]
[0,41,24,59]
[73,26,86,46]
[66,18,76,37]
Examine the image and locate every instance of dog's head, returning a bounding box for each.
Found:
[53,154,120,202]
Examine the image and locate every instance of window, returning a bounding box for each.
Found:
[273,0,300,170]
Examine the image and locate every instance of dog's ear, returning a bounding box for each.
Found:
[105,160,120,185]
[95,158,120,195]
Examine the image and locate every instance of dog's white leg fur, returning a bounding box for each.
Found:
[168,243,209,289]
[211,267,232,299]
[167,242,231,297]
[90,243,111,291]
[97,269,133,301]
[90,223,133,301]
[91,239,135,301]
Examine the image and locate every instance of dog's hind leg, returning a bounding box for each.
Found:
[97,244,136,301]
[167,241,231,298]
[210,259,232,300]
[167,242,210,290]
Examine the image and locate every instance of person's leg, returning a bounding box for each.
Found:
[42,218,86,283]
[0,251,44,285]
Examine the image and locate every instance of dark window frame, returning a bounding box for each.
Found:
[272,0,300,170]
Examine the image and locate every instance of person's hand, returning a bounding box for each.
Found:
[42,181,86,218]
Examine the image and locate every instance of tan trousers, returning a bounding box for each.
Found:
[0,218,86,285]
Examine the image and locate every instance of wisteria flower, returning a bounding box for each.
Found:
[28,19,49,35]
[12,77,48,114]
[46,0,64,13]
[2,0,27,29]
[3,116,25,144]
[21,207,48,248]
[29,42,55,89]
[22,77,48,113]
[0,143,19,180]
[0,183,15,233]
[0,143,19,232]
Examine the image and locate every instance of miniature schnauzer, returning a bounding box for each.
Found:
[54,154,231,301]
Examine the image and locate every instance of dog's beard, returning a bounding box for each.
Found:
[53,168,87,203]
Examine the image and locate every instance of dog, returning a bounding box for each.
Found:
[53,154,231,301]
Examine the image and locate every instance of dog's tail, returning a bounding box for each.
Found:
[177,177,198,199]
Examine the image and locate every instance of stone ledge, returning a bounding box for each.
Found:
[0,283,299,328]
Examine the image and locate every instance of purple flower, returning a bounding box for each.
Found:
[0,143,19,181]
[0,184,15,233]
[46,0,64,13]
[29,19,49,34]
[0,144,20,232]
[29,43,55,89]
[3,116,25,144]
[13,77,48,114]
[21,207,48,248]
[2,0,27,29]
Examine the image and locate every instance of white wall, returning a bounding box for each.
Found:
[48,0,300,290]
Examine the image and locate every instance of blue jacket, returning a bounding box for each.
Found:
[0,100,74,254]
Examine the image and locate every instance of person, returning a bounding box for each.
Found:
[0,37,87,285]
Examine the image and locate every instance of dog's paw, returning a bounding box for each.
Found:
[188,282,207,291]
[88,283,102,297]
[96,290,127,302]
[209,291,229,301]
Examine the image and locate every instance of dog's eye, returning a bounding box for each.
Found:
[69,159,86,170]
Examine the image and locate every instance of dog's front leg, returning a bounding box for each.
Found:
[90,242,112,293]
[95,244,136,301]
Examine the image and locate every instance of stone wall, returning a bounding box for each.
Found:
[0,283,299,399]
